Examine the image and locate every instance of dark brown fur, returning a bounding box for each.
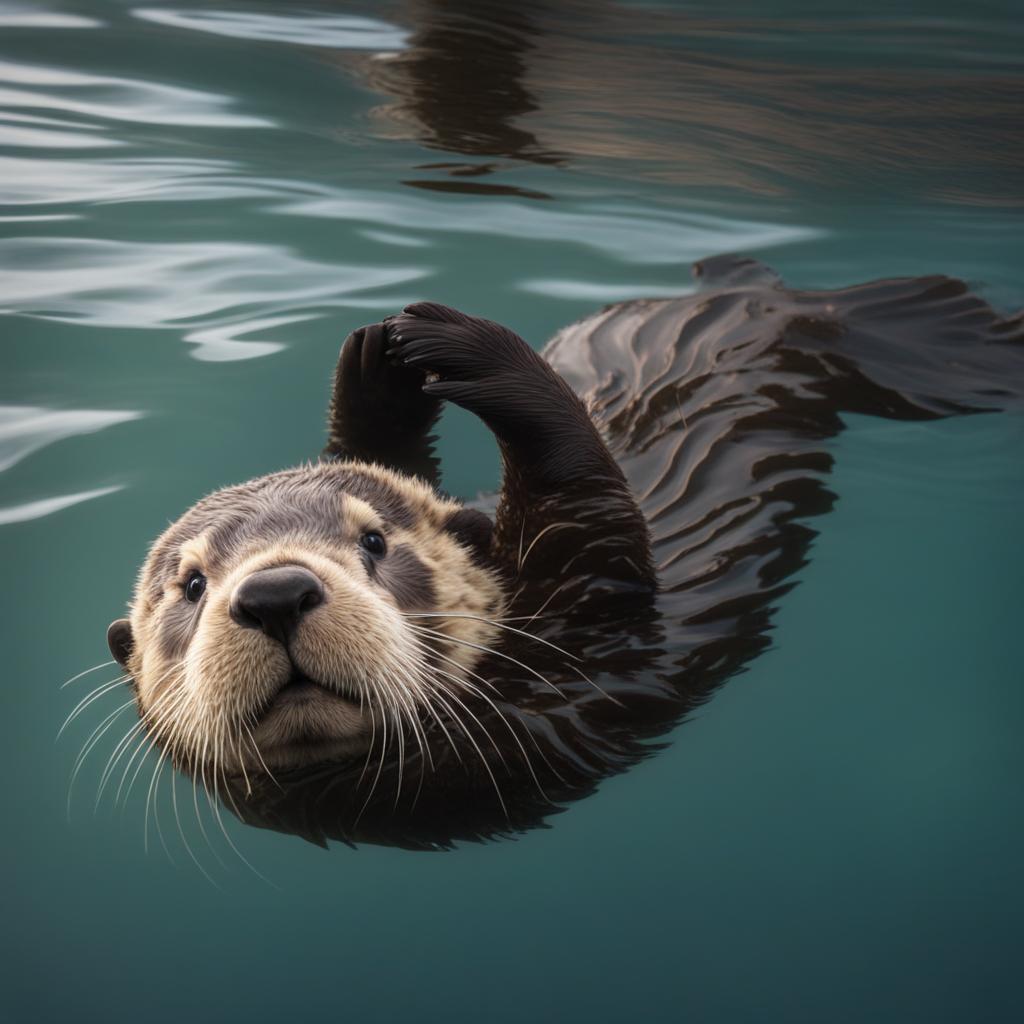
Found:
[111,256,1023,851]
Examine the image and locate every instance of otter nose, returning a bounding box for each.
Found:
[229,565,324,645]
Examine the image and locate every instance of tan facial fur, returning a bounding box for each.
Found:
[119,461,505,777]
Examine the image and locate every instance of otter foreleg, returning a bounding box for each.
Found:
[385,303,655,592]
[323,321,443,483]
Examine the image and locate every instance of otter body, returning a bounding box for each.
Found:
[105,256,1023,849]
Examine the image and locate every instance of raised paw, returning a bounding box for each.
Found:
[334,321,441,437]
[384,303,539,403]
[326,321,443,469]
[382,303,621,495]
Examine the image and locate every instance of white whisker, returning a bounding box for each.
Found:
[60,659,116,690]
[410,624,568,702]
[355,702,390,825]
[172,769,220,888]
[428,687,508,819]
[202,717,276,885]
[66,698,137,818]
[520,577,576,628]
[519,521,585,571]
[94,716,149,809]
[57,676,129,739]
[416,641,552,804]
[242,720,281,792]
[145,755,175,864]
[192,755,228,872]
[403,611,581,662]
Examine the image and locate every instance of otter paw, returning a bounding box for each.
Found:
[338,321,441,428]
[384,303,536,400]
[331,321,436,446]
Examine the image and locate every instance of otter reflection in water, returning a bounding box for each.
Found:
[347,1,1023,202]
[98,256,1023,850]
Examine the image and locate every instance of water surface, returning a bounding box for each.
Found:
[2,2,1022,1021]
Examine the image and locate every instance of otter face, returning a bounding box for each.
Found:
[107,461,503,777]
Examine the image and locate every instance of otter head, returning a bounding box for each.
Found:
[107,461,503,779]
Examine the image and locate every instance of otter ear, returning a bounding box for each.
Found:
[443,508,494,565]
[107,618,134,669]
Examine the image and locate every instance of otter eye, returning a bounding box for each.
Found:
[360,531,387,558]
[184,571,207,603]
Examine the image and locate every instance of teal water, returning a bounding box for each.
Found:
[2,2,1023,1021]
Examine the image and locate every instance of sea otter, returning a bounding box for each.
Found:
[100,255,1023,850]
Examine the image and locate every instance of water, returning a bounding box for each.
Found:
[2,1,1022,1020]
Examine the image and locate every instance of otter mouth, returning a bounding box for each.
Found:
[246,667,369,761]
[259,669,359,717]
[274,670,334,704]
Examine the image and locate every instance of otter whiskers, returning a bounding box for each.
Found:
[402,611,582,662]
[66,664,271,884]
[95,661,192,807]
[60,659,117,690]
[66,696,137,816]
[207,711,276,886]
[432,665,550,807]
[64,660,182,816]
[406,614,621,707]
[407,622,568,702]
[354,664,439,823]
[57,675,131,739]
[422,684,509,818]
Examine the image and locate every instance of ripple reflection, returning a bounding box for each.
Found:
[0,10,101,30]
[0,486,122,526]
[0,59,271,128]
[133,8,409,50]
[0,404,141,473]
[0,403,139,528]
[0,237,429,360]
[0,155,319,206]
[282,191,820,264]
[347,0,1024,202]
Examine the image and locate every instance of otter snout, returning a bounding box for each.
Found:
[229,565,324,645]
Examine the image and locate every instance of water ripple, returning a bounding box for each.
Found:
[0,401,137,527]
[519,279,695,301]
[133,7,409,50]
[0,10,101,29]
[0,59,271,127]
[282,192,821,265]
[0,485,121,526]
[0,121,123,148]
[182,313,315,363]
[0,155,320,206]
[0,404,142,473]
[359,229,432,249]
[0,237,429,360]
[0,213,79,222]
[0,109,120,151]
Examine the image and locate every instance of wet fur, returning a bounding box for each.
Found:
[119,461,504,776]
[102,256,1024,850]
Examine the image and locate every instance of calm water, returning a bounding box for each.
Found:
[3,1,1023,1021]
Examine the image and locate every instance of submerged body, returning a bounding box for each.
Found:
[105,256,1023,849]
